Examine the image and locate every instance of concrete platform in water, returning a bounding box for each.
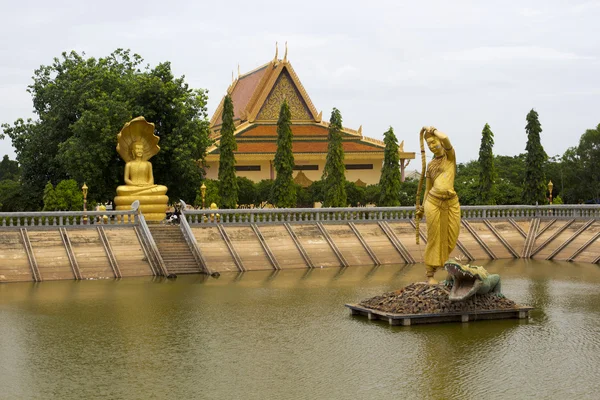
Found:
[345,303,534,326]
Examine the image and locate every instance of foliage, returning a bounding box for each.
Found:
[218,95,238,208]
[0,155,20,181]
[1,49,211,208]
[255,179,275,206]
[345,181,366,207]
[0,180,25,211]
[43,179,83,211]
[295,184,312,208]
[399,178,419,206]
[308,180,324,205]
[271,100,296,207]
[364,184,381,206]
[522,109,548,204]
[477,123,496,204]
[237,176,257,206]
[454,161,480,205]
[558,123,600,203]
[378,127,401,206]
[322,108,347,207]
[194,179,221,208]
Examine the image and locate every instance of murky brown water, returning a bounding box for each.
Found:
[1,260,599,399]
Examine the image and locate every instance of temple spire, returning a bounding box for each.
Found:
[273,42,279,63]
[283,41,288,62]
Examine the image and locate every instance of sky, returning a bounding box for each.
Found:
[1,0,599,164]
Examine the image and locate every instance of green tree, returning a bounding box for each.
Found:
[322,108,347,207]
[378,127,401,206]
[237,176,257,206]
[0,180,25,211]
[256,179,275,206]
[0,155,20,181]
[194,179,221,208]
[398,178,419,206]
[454,160,479,205]
[522,109,548,204]
[43,179,83,211]
[1,49,211,207]
[271,100,296,207]
[559,123,600,203]
[477,123,496,204]
[217,95,238,209]
[345,181,366,207]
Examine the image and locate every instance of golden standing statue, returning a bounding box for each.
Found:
[415,126,460,284]
[114,116,169,221]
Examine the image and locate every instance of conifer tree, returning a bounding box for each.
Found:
[271,100,296,207]
[477,123,496,204]
[322,108,347,207]
[522,109,548,204]
[218,95,238,208]
[378,127,401,206]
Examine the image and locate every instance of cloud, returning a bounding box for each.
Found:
[441,46,593,63]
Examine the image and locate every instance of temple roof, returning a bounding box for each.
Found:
[207,47,415,161]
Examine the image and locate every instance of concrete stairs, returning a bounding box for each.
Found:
[148,225,201,275]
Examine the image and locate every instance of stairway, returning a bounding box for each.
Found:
[148,225,201,275]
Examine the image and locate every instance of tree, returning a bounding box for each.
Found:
[43,180,83,211]
[218,95,238,209]
[522,109,548,204]
[477,123,496,204]
[345,181,366,207]
[322,108,347,207]
[237,176,257,206]
[559,123,600,203]
[271,100,296,207]
[0,155,20,181]
[378,127,401,206]
[194,179,221,208]
[0,180,25,212]
[1,49,211,208]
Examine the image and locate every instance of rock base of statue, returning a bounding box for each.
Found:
[114,195,169,221]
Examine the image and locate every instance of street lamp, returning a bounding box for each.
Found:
[200,183,207,209]
[82,183,89,224]
[548,180,554,205]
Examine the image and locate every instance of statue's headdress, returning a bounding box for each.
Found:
[116,116,160,162]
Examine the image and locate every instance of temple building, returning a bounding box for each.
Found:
[205,46,415,187]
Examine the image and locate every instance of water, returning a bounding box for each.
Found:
[1,260,599,400]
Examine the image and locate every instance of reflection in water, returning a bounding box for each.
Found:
[0,261,599,399]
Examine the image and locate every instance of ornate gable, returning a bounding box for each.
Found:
[256,70,313,121]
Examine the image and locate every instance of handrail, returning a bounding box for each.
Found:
[136,211,169,277]
[0,209,138,227]
[179,201,210,274]
[183,204,600,225]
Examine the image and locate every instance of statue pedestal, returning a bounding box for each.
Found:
[114,195,169,221]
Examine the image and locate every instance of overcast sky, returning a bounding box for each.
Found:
[1,0,599,164]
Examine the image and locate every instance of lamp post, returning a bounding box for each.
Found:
[82,183,88,224]
[200,183,207,209]
[548,180,554,205]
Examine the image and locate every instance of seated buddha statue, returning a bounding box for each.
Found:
[114,116,169,221]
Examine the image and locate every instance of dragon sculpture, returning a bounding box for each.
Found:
[443,259,503,302]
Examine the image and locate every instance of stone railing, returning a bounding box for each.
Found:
[0,209,139,227]
[183,204,600,225]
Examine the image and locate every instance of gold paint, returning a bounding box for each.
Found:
[415,127,460,284]
[293,171,313,187]
[114,117,169,221]
[256,72,312,121]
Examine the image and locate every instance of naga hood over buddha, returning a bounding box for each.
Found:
[114,116,169,221]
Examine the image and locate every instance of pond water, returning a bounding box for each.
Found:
[1,260,599,399]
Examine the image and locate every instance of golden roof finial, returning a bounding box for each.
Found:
[238,63,240,78]
[273,41,279,63]
[358,125,363,135]
[231,70,234,83]
[283,41,288,62]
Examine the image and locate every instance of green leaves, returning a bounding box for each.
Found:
[271,100,296,208]
[322,108,347,207]
[378,126,401,206]
[2,49,211,208]
[523,109,548,204]
[218,95,238,209]
[477,123,496,204]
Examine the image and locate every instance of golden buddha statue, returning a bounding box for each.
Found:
[114,116,169,221]
[415,126,460,284]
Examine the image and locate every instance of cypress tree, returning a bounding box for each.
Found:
[322,108,347,207]
[477,123,496,204]
[218,95,238,208]
[378,126,401,206]
[271,100,296,207]
[522,109,548,204]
